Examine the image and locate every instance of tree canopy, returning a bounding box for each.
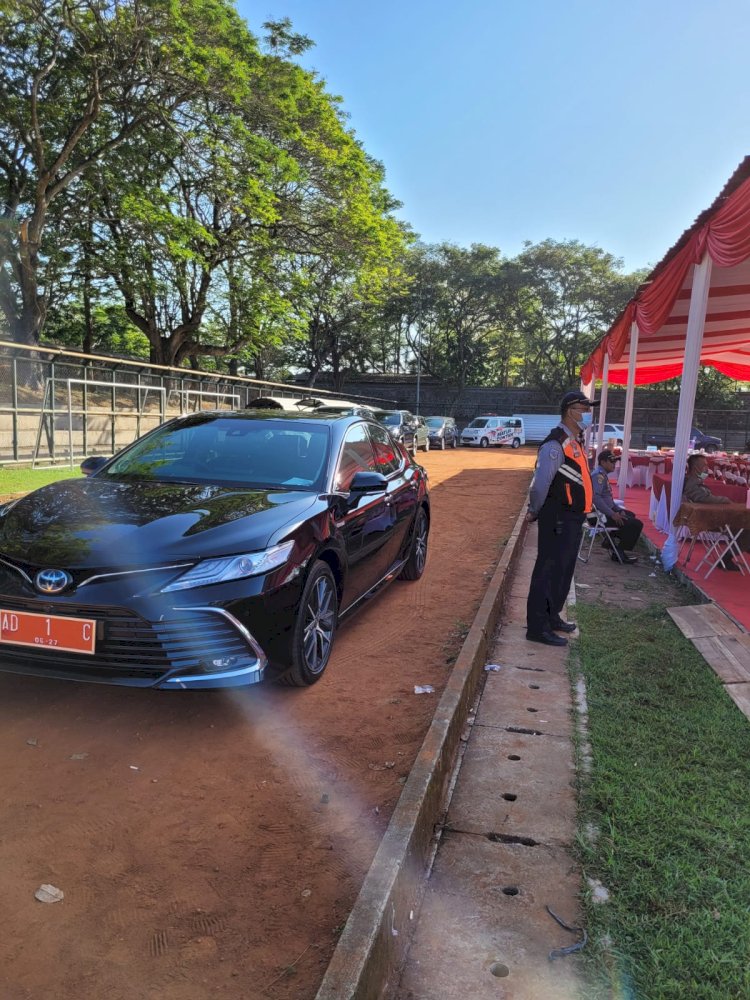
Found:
[1,1,645,394]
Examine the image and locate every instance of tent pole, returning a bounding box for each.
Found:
[617,323,639,499]
[581,376,595,454]
[662,253,713,571]
[595,354,610,456]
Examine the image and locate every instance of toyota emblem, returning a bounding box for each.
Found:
[34,568,72,594]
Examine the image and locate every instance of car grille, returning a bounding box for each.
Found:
[0,597,255,682]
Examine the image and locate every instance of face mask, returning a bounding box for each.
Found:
[570,410,591,430]
[698,471,709,480]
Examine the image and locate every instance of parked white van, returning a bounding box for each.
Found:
[461,416,525,448]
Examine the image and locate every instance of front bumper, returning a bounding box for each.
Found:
[0,554,311,689]
[0,596,268,689]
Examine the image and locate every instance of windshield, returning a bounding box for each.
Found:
[468,418,489,428]
[381,413,400,426]
[104,417,330,490]
[426,417,444,428]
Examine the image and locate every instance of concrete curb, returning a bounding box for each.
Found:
[316,504,530,1000]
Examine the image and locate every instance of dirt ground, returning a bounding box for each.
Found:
[0,446,535,1000]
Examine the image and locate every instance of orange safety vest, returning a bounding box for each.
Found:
[540,428,594,513]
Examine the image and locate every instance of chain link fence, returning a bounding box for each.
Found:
[0,341,395,467]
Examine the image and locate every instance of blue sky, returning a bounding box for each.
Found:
[237,0,750,274]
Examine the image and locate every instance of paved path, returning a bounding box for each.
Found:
[395,523,585,999]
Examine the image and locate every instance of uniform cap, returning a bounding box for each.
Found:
[560,390,601,414]
[598,449,618,463]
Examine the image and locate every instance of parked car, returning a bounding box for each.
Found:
[414,415,430,452]
[425,416,459,450]
[377,409,428,454]
[0,412,430,690]
[245,395,376,418]
[461,415,524,448]
[643,426,722,452]
[593,423,626,446]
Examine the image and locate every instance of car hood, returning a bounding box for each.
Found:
[0,478,319,568]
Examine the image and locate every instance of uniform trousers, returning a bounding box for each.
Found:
[526,503,584,635]
[605,510,642,551]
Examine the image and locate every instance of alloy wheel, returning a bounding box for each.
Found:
[413,514,428,574]
[302,575,336,674]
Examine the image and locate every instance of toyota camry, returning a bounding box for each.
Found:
[0,412,430,689]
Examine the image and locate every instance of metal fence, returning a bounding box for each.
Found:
[0,341,396,467]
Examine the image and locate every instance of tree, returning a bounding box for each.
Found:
[514,240,645,397]
[0,0,259,346]
[386,243,516,393]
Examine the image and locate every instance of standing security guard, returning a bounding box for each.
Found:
[525,391,597,646]
[592,449,642,563]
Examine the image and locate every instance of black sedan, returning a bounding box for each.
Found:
[0,412,430,690]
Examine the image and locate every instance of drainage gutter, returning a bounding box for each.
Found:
[316,504,529,1000]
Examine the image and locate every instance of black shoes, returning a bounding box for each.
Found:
[612,551,637,564]
[720,557,741,572]
[551,618,577,633]
[526,630,568,647]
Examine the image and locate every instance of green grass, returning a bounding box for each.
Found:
[573,602,750,1000]
[0,465,82,494]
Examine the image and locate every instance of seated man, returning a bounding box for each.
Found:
[592,449,643,564]
[683,454,739,571]
[683,454,731,504]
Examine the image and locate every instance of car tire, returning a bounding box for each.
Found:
[398,507,429,581]
[512,437,521,449]
[411,439,418,457]
[480,437,489,448]
[423,437,430,452]
[281,561,338,687]
[440,437,446,450]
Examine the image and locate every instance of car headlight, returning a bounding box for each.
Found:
[0,497,22,517]
[161,540,295,592]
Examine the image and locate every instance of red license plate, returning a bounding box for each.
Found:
[0,609,97,655]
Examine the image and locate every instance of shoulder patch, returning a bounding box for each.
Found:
[595,472,605,484]
[548,446,560,461]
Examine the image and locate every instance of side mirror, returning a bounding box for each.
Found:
[80,455,109,476]
[349,471,388,495]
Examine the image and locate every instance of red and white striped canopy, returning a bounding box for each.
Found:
[581,158,750,385]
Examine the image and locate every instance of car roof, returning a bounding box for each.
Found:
[170,409,367,427]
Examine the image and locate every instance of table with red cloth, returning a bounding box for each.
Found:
[629,454,672,470]
[652,472,747,506]
[673,502,750,553]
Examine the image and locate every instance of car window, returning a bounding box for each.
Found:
[103,416,330,489]
[469,418,489,428]
[381,413,400,427]
[426,417,443,428]
[334,423,377,492]
[368,422,403,476]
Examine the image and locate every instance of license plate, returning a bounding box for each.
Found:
[0,608,97,655]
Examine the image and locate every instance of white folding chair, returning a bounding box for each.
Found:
[678,526,717,567]
[578,512,624,564]
[700,525,750,579]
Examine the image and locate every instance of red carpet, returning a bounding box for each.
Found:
[623,486,750,632]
